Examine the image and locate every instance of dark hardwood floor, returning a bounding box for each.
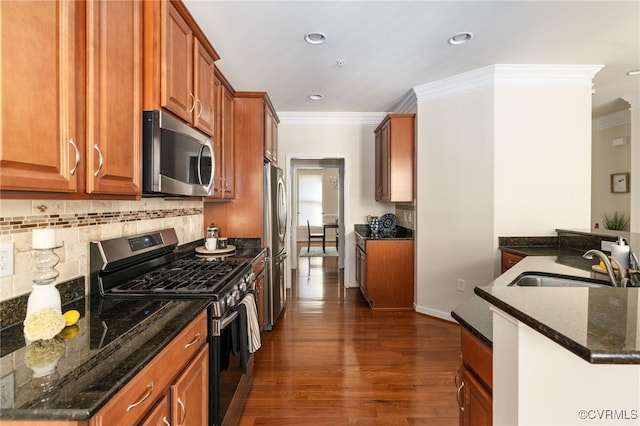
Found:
[239,243,462,425]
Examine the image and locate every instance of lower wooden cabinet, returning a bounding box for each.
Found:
[139,396,170,426]
[457,328,492,426]
[170,345,209,426]
[500,250,525,274]
[252,251,267,332]
[354,233,413,308]
[91,311,208,426]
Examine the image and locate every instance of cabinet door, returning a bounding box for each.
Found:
[140,396,170,426]
[0,0,79,192]
[193,39,215,136]
[171,345,209,426]
[221,86,235,198]
[374,122,390,201]
[460,367,492,426]
[161,1,193,123]
[379,122,391,201]
[86,0,142,195]
[210,75,224,198]
[263,105,274,161]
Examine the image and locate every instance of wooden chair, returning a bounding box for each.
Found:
[307,220,325,252]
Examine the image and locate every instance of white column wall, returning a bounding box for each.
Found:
[415,88,496,319]
[414,65,598,320]
[493,85,592,239]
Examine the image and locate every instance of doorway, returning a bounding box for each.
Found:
[287,157,346,275]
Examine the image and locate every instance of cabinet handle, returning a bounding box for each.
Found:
[93,144,103,177]
[69,138,80,175]
[196,98,203,118]
[221,177,226,199]
[456,381,465,411]
[184,332,200,349]
[126,381,154,412]
[188,93,196,113]
[162,417,170,426]
[177,397,186,426]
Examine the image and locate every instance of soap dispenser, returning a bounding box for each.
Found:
[611,236,630,269]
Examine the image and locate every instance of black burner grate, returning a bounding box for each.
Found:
[110,258,246,294]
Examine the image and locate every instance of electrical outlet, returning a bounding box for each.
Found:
[601,240,614,252]
[456,278,465,292]
[0,242,14,278]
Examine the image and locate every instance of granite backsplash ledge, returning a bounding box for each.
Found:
[0,276,85,330]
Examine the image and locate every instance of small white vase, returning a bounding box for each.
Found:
[26,283,61,318]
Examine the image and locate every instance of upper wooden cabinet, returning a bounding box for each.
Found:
[0,0,80,193]
[374,114,415,202]
[0,0,141,197]
[263,103,279,163]
[146,0,219,137]
[86,0,142,195]
[208,69,235,200]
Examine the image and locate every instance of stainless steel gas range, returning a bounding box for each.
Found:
[89,228,256,426]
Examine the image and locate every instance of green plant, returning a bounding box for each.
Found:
[602,211,629,231]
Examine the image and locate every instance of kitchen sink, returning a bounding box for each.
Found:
[508,272,612,288]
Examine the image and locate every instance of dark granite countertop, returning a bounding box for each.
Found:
[354,224,414,240]
[475,284,640,364]
[0,239,267,421]
[452,254,640,364]
[0,294,210,421]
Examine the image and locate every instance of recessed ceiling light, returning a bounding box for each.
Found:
[304,32,326,45]
[448,32,474,45]
[627,69,640,76]
[308,94,324,101]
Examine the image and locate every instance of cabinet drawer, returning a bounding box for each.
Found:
[92,311,208,425]
[461,328,492,391]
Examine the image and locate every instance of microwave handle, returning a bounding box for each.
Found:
[198,140,215,195]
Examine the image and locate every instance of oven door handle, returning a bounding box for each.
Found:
[212,310,239,336]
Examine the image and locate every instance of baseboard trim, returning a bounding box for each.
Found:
[414,304,456,323]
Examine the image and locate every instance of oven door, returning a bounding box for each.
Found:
[210,308,250,426]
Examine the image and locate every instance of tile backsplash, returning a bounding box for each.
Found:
[0,198,204,302]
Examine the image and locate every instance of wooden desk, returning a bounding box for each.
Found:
[323,223,338,252]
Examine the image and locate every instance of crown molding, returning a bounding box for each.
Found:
[621,93,640,110]
[278,112,387,125]
[593,109,631,131]
[391,89,418,114]
[414,64,604,104]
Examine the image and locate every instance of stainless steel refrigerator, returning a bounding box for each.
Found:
[263,162,287,331]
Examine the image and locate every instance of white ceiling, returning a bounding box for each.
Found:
[183,1,639,117]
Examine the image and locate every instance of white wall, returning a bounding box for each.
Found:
[591,110,631,229]
[414,65,598,320]
[277,113,391,287]
[416,87,496,320]
[494,85,592,237]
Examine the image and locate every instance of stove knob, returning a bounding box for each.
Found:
[226,294,234,306]
[239,281,247,292]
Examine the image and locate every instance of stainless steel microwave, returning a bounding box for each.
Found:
[142,110,215,197]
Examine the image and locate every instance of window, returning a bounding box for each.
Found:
[298,173,323,226]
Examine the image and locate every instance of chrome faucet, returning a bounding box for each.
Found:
[582,249,629,287]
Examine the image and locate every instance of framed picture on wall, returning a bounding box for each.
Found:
[610,173,630,193]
